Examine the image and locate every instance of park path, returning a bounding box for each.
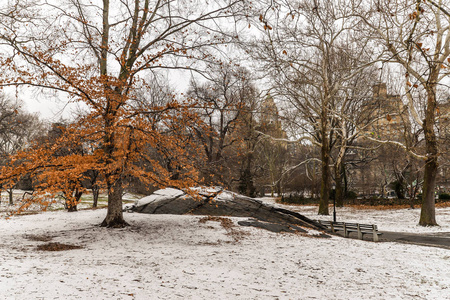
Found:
[333,229,450,250]
[379,231,450,250]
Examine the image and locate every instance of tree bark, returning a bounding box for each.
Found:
[8,188,13,205]
[66,201,77,212]
[335,163,344,207]
[343,164,348,200]
[98,0,127,227]
[318,126,330,215]
[420,156,438,225]
[419,88,439,226]
[64,188,82,212]
[101,110,128,227]
[101,176,127,227]
[92,184,99,208]
[238,152,256,197]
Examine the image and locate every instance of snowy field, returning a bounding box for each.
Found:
[0,199,450,299]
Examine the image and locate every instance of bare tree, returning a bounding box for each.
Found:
[358,0,450,225]
[187,65,258,188]
[251,0,375,215]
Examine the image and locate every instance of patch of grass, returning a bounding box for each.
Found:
[277,195,318,205]
[122,199,136,204]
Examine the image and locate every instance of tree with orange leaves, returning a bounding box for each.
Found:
[0,94,45,205]
[0,0,247,227]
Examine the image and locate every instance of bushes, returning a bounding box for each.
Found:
[438,193,450,200]
[278,190,358,205]
[346,191,358,200]
[354,196,422,206]
[277,191,450,206]
[278,193,316,205]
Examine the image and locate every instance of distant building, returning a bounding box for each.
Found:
[258,95,287,140]
[364,83,410,143]
[349,83,412,197]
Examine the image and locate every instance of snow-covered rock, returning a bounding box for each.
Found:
[131,187,325,231]
[135,188,185,208]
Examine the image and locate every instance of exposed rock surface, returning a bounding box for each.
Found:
[129,187,327,232]
[237,219,307,233]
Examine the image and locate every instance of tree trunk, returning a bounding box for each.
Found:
[276,180,282,197]
[101,177,128,227]
[66,201,77,212]
[409,187,416,209]
[92,185,99,208]
[408,163,418,209]
[343,163,349,201]
[64,188,81,212]
[420,157,438,225]
[99,0,127,228]
[8,188,13,205]
[318,46,331,215]
[335,165,344,207]
[318,134,330,215]
[419,88,438,226]
[71,189,83,212]
[238,153,256,198]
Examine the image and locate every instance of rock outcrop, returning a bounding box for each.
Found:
[128,187,327,232]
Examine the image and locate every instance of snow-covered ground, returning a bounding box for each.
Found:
[0,200,450,299]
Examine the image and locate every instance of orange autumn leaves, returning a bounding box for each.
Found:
[0,92,203,214]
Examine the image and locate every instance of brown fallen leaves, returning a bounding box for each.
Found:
[198,216,249,243]
[36,242,83,252]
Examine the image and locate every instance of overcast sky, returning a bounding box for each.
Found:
[2,68,193,122]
